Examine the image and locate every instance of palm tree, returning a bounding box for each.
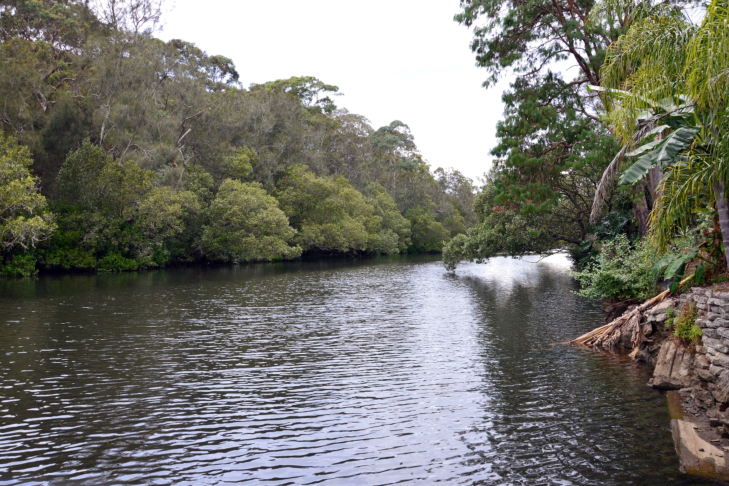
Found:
[591,0,729,266]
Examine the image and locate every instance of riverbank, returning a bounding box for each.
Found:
[0,251,440,279]
[603,283,729,479]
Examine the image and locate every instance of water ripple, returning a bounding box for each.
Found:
[0,256,713,485]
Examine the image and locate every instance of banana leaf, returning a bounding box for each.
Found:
[619,127,700,185]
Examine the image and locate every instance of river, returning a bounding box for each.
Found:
[0,255,719,485]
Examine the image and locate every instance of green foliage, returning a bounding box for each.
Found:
[0,133,56,255]
[573,235,661,302]
[275,165,402,254]
[57,139,110,209]
[619,127,700,186]
[665,306,676,329]
[670,303,702,345]
[252,76,340,114]
[443,182,563,271]
[652,248,699,293]
[365,183,412,253]
[201,179,301,263]
[406,208,451,253]
[97,253,140,273]
[1,7,477,275]
[0,251,38,277]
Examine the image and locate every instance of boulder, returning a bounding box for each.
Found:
[650,340,694,390]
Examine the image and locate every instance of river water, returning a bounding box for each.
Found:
[0,255,720,485]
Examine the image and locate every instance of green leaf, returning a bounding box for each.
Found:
[694,263,707,285]
[638,125,670,142]
[619,149,659,185]
[669,263,686,294]
[653,127,700,169]
[626,139,663,157]
[664,249,699,280]
[618,127,700,185]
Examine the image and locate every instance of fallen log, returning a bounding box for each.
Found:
[570,274,694,349]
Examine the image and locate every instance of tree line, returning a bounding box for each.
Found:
[0,0,476,276]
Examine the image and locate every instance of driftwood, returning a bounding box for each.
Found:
[570,274,694,348]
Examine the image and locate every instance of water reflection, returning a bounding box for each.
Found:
[0,256,723,484]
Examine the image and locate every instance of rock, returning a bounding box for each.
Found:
[648,299,676,316]
[699,369,717,382]
[642,322,653,335]
[694,389,716,410]
[712,319,729,328]
[704,328,720,340]
[650,341,694,390]
[708,312,724,322]
[711,351,729,369]
[713,372,729,404]
[672,418,729,476]
[704,337,729,354]
[696,354,711,370]
[717,328,729,341]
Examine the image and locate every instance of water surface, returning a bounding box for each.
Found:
[0,256,719,484]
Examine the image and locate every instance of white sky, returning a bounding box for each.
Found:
[159,0,511,183]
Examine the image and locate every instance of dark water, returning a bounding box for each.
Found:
[0,255,720,485]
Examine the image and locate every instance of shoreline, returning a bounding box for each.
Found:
[597,284,729,480]
[1,252,443,279]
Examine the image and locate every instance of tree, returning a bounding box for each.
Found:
[442,179,561,270]
[594,0,729,265]
[0,133,55,252]
[275,165,403,254]
[453,0,654,257]
[201,179,301,263]
[251,76,341,115]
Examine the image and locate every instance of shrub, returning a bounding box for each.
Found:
[665,306,676,329]
[97,253,140,273]
[573,235,661,302]
[671,303,702,345]
[0,252,38,277]
[201,179,301,262]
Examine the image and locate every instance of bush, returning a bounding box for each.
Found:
[671,303,702,345]
[201,179,301,262]
[406,207,451,253]
[275,166,398,254]
[0,252,38,277]
[573,235,661,302]
[97,253,140,273]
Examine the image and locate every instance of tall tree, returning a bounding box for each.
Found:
[455,0,647,245]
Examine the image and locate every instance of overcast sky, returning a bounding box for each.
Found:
[159,0,510,183]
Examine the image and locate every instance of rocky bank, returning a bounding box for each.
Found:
[622,285,729,477]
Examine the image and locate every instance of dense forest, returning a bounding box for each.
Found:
[0,0,477,276]
[445,0,729,309]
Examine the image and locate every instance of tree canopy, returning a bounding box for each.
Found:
[0,0,475,275]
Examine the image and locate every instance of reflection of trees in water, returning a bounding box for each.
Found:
[448,259,682,484]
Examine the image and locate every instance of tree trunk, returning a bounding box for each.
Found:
[647,167,663,206]
[714,181,729,271]
[632,183,650,237]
